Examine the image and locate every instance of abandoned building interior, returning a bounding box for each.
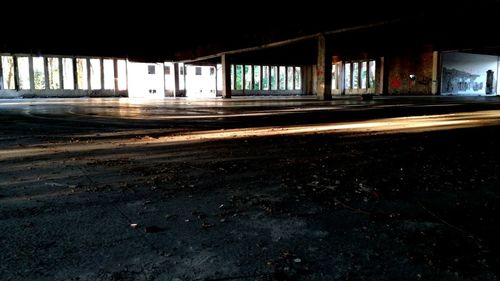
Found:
[1,2,499,100]
[3,2,500,281]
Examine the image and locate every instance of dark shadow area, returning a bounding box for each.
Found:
[1,98,500,280]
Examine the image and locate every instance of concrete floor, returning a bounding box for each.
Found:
[1,96,500,281]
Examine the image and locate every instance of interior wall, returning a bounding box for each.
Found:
[127,62,165,98]
[386,51,434,95]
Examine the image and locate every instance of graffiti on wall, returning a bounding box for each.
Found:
[441,52,498,95]
[442,67,482,93]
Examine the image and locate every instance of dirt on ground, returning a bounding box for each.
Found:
[1,97,500,281]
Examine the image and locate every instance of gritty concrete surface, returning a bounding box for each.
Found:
[1,96,500,281]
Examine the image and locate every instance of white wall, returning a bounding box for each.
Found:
[127,61,165,98]
[185,65,216,98]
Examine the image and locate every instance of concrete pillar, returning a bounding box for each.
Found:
[113,59,119,92]
[276,66,280,91]
[431,51,439,95]
[59,57,64,89]
[125,60,129,93]
[221,54,231,98]
[377,57,385,95]
[302,65,313,95]
[72,58,78,90]
[160,63,166,97]
[0,56,3,90]
[44,58,50,89]
[29,56,35,90]
[338,63,344,95]
[260,65,263,90]
[382,56,389,94]
[285,66,288,90]
[100,58,105,90]
[13,56,20,91]
[214,65,218,94]
[250,65,254,91]
[86,58,92,91]
[316,35,332,100]
[242,64,246,94]
[312,65,318,94]
[173,63,180,97]
[182,65,186,96]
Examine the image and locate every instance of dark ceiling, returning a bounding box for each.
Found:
[2,1,500,62]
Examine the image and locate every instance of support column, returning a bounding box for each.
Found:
[242,64,246,94]
[100,58,105,90]
[382,56,389,94]
[276,66,280,91]
[182,65,186,96]
[125,60,129,94]
[214,65,218,95]
[316,34,332,100]
[73,58,79,90]
[431,51,439,95]
[250,65,254,91]
[302,65,313,95]
[14,56,20,91]
[29,56,35,90]
[86,58,91,91]
[59,57,64,89]
[173,63,180,97]
[285,66,288,90]
[221,54,231,98]
[160,63,166,97]
[338,63,344,95]
[0,56,4,90]
[259,65,263,90]
[376,57,385,95]
[113,59,119,92]
[44,58,50,89]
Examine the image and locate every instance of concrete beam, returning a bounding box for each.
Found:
[180,20,397,65]
[316,35,332,100]
[221,54,231,98]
